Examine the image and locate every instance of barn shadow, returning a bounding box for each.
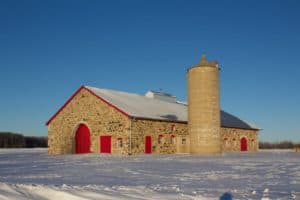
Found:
[219,192,233,200]
[160,114,178,121]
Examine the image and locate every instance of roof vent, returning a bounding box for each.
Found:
[145,91,177,103]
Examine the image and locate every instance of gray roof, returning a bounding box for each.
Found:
[86,86,258,130]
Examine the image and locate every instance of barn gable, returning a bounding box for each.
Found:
[46,86,130,126]
[47,87,130,155]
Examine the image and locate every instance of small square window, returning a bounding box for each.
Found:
[158,135,163,144]
[117,138,123,148]
[171,135,176,144]
[171,125,176,133]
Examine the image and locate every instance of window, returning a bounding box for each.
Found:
[158,135,163,144]
[170,135,176,144]
[182,138,186,145]
[232,138,237,146]
[117,138,123,148]
[224,138,229,147]
[171,125,176,133]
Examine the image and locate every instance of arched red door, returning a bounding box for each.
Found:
[240,137,247,151]
[75,124,91,154]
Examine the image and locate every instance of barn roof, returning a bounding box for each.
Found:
[85,86,259,130]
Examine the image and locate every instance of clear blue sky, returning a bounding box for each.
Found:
[1,0,299,142]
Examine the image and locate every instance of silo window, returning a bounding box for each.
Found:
[117,138,123,148]
[182,138,186,145]
[170,135,176,144]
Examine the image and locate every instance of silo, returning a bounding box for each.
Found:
[187,55,221,154]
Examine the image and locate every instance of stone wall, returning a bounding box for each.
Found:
[221,127,258,152]
[130,119,189,154]
[130,121,258,154]
[48,88,130,155]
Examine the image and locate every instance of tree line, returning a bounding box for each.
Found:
[0,132,47,148]
[259,141,300,149]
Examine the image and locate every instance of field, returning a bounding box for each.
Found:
[0,149,299,200]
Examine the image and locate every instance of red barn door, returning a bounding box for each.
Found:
[100,136,111,153]
[240,137,248,151]
[145,136,152,154]
[75,124,91,154]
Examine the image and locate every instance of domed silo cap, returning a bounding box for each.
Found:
[187,54,220,72]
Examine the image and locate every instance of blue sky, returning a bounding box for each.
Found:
[0,0,299,142]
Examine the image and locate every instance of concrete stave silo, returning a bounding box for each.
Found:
[187,55,221,154]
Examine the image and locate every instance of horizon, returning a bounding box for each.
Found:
[0,0,300,142]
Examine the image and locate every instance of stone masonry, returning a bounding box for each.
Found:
[48,88,130,155]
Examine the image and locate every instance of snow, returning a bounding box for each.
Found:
[0,149,299,200]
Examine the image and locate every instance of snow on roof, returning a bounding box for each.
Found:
[86,86,187,122]
[86,86,259,130]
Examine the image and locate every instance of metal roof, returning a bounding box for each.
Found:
[86,86,258,130]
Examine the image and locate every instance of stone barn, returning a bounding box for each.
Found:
[46,87,259,155]
[46,56,259,155]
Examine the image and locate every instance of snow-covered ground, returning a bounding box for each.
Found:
[0,149,299,200]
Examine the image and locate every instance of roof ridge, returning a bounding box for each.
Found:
[85,85,143,97]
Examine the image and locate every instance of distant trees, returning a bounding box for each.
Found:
[259,141,300,149]
[0,132,47,148]
[25,136,48,148]
[0,132,25,148]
